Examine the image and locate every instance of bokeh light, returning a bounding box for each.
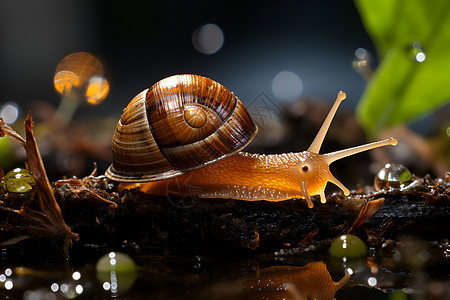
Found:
[85,76,110,105]
[50,283,59,292]
[96,252,137,295]
[53,71,80,95]
[53,52,109,107]
[352,47,372,80]
[415,52,426,62]
[192,23,224,54]
[75,284,83,294]
[72,271,81,281]
[5,280,13,290]
[54,52,103,92]
[355,47,368,61]
[272,71,303,101]
[0,102,19,124]
[410,41,426,63]
[368,277,377,287]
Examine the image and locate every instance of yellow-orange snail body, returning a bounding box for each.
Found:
[105,74,397,208]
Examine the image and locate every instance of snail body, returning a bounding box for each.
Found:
[106,74,397,208]
[129,152,331,204]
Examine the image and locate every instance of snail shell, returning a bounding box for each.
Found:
[105,74,258,182]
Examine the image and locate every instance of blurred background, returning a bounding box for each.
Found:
[0,0,448,180]
[0,0,371,111]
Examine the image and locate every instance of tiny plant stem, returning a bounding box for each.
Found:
[54,94,81,126]
[324,137,398,164]
[308,91,347,154]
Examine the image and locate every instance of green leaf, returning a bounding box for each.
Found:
[355,0,450,136]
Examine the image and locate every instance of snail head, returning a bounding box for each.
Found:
[297,91,397,208]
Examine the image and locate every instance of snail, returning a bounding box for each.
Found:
[105,74,397,208]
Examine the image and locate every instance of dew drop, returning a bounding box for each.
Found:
[374,163,412,191]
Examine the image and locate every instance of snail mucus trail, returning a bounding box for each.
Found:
[105,74,397,208]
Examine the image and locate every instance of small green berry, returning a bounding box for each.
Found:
[4,169,35,193]
[5,168,29,178]
[329,234,367,258]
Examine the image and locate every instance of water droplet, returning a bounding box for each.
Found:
[374,163,412,191]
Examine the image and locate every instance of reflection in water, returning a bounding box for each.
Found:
[1,266,88,299]
[243,261,351,300]
[96,252,137,296]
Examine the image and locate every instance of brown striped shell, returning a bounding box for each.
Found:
[105,74,258,182]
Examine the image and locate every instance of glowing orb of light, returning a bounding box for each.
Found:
[272,71,303,102]
[192,23,224,55]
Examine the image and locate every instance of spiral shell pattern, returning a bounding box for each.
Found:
[106,74,257,182]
